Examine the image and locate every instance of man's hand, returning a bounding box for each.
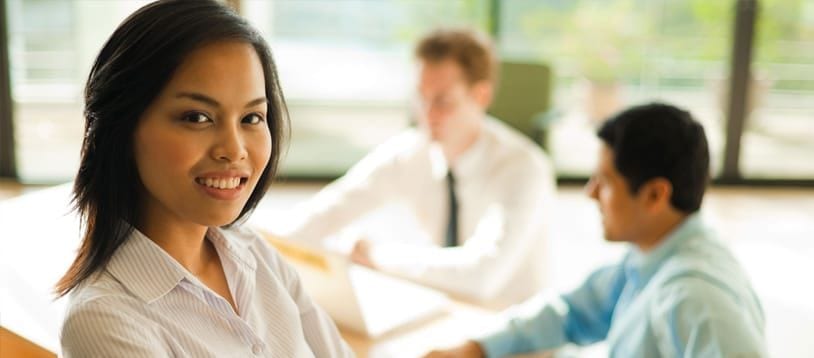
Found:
[350,239,376,268]
[423,341,485,358]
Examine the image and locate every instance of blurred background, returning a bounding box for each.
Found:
[1,0,813,184]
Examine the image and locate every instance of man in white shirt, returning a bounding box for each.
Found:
[272,29,556,307]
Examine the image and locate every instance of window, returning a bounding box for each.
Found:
[2,0,811,184]
[242,0,489,177]
[7,0,151,182]
[742,0,814,179]
[500,0,733,177]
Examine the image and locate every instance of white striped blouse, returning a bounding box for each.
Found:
[60,225,354,357]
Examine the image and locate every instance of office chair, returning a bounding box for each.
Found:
[487,61,558,150]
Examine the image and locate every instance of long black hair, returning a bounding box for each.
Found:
[56,0,288,297]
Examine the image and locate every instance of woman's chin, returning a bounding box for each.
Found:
[199,210,244,227]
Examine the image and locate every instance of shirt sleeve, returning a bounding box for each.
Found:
[368,153,555,302]
[477,264,626,357]
[270,134,410,245]
[61,298,170,358]
[269,244,355,357]
[649,276,768,357]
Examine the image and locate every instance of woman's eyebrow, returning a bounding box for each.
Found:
[175,92,267,108]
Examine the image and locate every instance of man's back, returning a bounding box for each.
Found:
[604,215,766,357]
[476,214,766,357]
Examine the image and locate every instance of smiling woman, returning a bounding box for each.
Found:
[54,1,352,357]
[132,41,272,236]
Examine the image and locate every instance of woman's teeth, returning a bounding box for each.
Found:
[196,177,241,189]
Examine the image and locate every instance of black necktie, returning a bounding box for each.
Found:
[445,171,459,247]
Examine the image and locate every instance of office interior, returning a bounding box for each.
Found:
[1,0,813,357]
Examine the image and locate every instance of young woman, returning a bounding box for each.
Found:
[56,1,352,356]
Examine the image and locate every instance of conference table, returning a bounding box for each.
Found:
[0,184,552,357]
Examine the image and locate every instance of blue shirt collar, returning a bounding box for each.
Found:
[625,212,707,287]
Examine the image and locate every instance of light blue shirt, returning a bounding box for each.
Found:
[478,213,767,357]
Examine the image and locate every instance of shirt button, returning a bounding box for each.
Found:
[252,344,263,355]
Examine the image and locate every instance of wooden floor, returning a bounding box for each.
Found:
[0,180,24,201]
[2,181,813,357]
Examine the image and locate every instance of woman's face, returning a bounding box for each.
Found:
[133,41,271,229]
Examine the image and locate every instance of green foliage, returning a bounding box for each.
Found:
[558,0,650,83]
[755,0,805,63]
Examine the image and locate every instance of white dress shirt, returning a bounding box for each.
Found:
[277,117,556,307]
[60,225,353,357]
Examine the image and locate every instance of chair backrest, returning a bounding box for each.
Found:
[487,61,553,144]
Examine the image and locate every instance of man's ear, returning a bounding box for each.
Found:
[470,80,494,109]
[640,177,673,213]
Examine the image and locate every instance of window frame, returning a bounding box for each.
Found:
[1,0,811,187]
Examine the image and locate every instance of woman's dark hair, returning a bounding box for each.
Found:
[56,0,288,297]
[597,103,710,213]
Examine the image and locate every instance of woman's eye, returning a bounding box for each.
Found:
[243,113,264,125]
[181,112,211,124]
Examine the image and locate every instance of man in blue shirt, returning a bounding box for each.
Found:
[424,103,767,357]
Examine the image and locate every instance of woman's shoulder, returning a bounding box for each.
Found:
[65,271,143,316]
[61,272,165,356]
[62,271,154,338]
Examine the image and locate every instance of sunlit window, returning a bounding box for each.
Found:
[3,0,811,183]
[743,0,814,179]
[500,0,732,177]
[7,0,151,182]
